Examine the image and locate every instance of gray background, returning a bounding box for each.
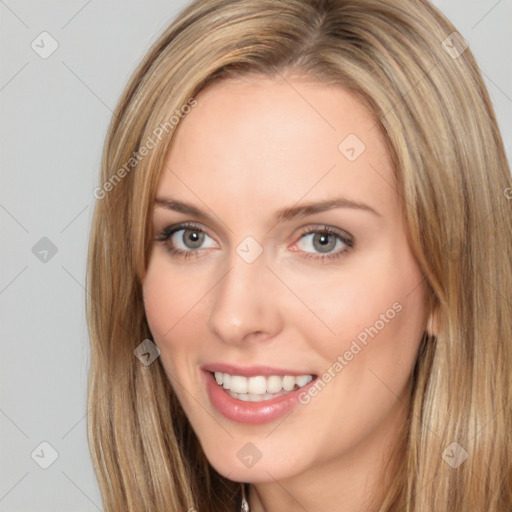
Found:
[1,1,511,510]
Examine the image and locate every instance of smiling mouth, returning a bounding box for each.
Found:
[210,371,315,402]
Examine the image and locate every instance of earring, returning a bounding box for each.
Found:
[241,482,250,512]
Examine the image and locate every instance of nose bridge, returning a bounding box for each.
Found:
[207,243,281,344]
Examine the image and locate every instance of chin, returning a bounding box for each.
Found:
[202,444,304,483]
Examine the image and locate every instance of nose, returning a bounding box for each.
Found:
[207,250,284,345]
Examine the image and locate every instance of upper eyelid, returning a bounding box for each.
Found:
[299,225,352,240]
[156,222,216,241]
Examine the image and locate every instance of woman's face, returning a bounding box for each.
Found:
[142,75,428,484]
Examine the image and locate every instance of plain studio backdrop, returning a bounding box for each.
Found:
[0,1,511,511]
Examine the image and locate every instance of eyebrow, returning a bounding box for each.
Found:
[154,196,381,223]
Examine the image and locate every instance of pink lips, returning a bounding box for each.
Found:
[201,366,317,425]
[201,362,314,377]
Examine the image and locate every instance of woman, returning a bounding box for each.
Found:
[86,0,512,511]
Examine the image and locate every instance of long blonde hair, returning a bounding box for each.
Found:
[86,0,512,510]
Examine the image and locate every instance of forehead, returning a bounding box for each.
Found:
[158,75,398,221]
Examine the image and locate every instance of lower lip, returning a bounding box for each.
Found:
[202,370,317,425]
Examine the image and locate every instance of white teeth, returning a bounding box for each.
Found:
[230,375,248,394]
[296,375,312,387]
[213,372,313,396]
[248,376,266,394]
[223,373,231,390]
[266,375,282,393]
[282,375,296,391]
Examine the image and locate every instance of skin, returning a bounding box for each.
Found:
[142,74,429,512]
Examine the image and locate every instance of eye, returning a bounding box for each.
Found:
[155,222,216,258]
[155,223,353,262]
[170,228,215,251]
[294,226,353,261]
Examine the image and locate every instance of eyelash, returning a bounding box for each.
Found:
[154,222,354,262]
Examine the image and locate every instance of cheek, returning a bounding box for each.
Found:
[142,272,172,343]
[291,255,426,447]
[142,254,205,352]
[293,246,427,378]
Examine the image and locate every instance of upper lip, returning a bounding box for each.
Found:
[201,362,316,377]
